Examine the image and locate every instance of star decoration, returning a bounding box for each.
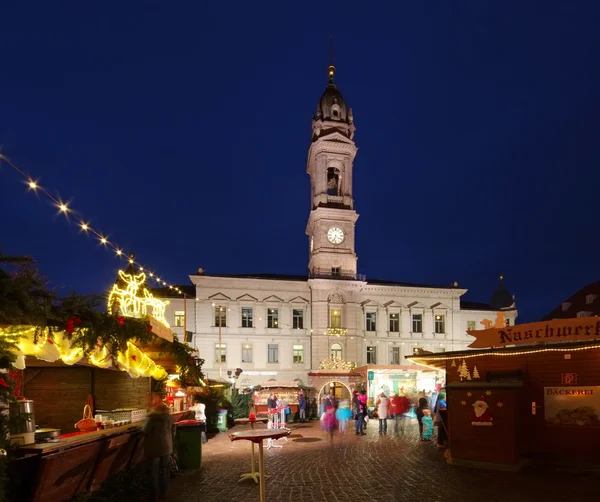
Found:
[497,402,504,408]
[466,392,472,397]
[485,390,492,396]
[460,400,467,406]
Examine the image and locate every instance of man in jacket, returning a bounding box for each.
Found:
[298,393,307,422]
[143,393,174,502]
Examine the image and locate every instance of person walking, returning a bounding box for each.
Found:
[416,396,429,439]
[354,390,368,435]
[376,393,389,434]
[435,392,448,449]
[390,393,401,433]
[298,392,307,422]
[143,393,173,502]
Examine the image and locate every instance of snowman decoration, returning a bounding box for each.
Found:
[471,397,494,426]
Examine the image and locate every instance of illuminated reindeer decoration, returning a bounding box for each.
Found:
[107,270,170,327]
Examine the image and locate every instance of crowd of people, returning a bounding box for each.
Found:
[317,388,449,449]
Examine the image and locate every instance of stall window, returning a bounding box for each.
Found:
[242,344,253,363]
[330,309,342,328]
[241,308,253,328]
[293,309,304,329]
[215,343,227,363]
[214,307,227,327]
[268,344,279,363]
[174,310,185,327]
[293,344,304,364]
[330,343,343,359]
[366,312,377,331]
[434,314,445,334]
[267,309,279,328]
[412,313,422,333]
[467,320,476,331]
[390,346,400,365]
[389,313,399,332]
[367,346,377,364]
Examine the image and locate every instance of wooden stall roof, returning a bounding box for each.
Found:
[405,340,600,371]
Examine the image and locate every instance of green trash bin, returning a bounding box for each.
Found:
[176,420,203,469]
[216,409,228,432]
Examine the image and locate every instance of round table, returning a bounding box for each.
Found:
[229,428,291,502]
[233,418,269,483]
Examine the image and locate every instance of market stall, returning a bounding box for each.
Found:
[407,316,600,468]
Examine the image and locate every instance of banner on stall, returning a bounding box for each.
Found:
[544,386,600,427]
[467,317,600,349]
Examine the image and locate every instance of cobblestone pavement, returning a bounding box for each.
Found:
[168,418,596,502]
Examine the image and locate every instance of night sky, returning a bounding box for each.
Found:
[1,2,599,323]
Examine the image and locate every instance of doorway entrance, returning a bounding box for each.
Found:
[318,381,351,403]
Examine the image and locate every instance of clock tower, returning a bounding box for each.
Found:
[306,62,359,279]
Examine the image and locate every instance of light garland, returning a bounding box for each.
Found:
[319,356,357,371]
[327,328,348,337]
[0,153,184,296]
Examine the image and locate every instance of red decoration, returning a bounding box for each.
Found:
[66,318,74,334]
[0,378,8,388]
[9,369,22,397]
[47,338,54,344]
[117,316,125,326]
[74,317,82,325]
[131,355,137,361]
[147,326,152,333]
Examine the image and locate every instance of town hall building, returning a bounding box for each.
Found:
[156,62,517,396]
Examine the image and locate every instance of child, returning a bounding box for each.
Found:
[421,409,433,441]
[335,400,352,434]
[321,406,337,435]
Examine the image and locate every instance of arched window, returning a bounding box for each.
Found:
[330,343,342,359]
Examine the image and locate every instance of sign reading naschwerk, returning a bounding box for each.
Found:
[544,386,600,427]
[467,317,600,349]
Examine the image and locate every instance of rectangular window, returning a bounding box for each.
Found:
[332,267,341,277]
[390,346,400,365]
[366,312,377,331]
[434,314,445,334]
[293,309,304,329]
[174,310,185,327]
[267,308,279,328]
[293,344,304,364]
[241,307,253,328]
[268,344,279,363]
[505,318,510,327]
[412,313,422,333]
[242,344,253,363]
[214,343,227,363]
[389,313,399,332]
[330,309,342,328]
[214,307,227,327]
[366,346,377,364]
[434,347,446,353]
[467,320,476,331]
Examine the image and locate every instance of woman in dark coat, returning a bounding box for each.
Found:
[416,397,429,439]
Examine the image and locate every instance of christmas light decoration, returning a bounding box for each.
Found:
[318,356,357,371]
[0,152,184,295]
[107,270,170,327]
[327,328,348,337]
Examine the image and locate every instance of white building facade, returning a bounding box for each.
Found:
[156,63,517,391]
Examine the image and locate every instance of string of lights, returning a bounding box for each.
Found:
[0,153,184,296]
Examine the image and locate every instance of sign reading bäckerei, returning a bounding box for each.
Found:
[467,317,600,349]
[544,386,600,427]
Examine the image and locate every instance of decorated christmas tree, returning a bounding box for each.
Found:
[458,360,470,381]
[472,366,480,379]
[451,359,456,368]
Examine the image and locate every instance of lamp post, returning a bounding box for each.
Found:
[218,305,223,378]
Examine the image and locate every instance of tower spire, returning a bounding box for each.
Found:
[328,36,335,83]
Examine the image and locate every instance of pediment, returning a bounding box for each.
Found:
[319,131,355,144]
[236,294,258,302]
[262,295,284,303]
[407,301,428,309]
[384,300,405,308]
[361,299,382,307]
[430,302,450,310]
[289,296,309,304]
[208,292,232,301]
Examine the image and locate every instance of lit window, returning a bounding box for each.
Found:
[412,314,422,333]
[389,313,399,332]
[241,308,253,328]
[390,346,400,364]
[267,309,279,328]
[330,343,342,359]
[577,311,592,318]
[366,312,377,331]
[330,309,342,328]
[366,346,377,364]
[215,343,227,363]
[293,309,304,329]
[242,344,253,363]
[214,307,227,327]
[586,294,597,305]
[467,320,476,331]
[293,345,304,364]
[505,318,510,327]
[434,314,445,334]
[174,310,185,327]
[268,344,279,363]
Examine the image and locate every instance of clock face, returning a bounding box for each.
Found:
[327,226,345,244]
